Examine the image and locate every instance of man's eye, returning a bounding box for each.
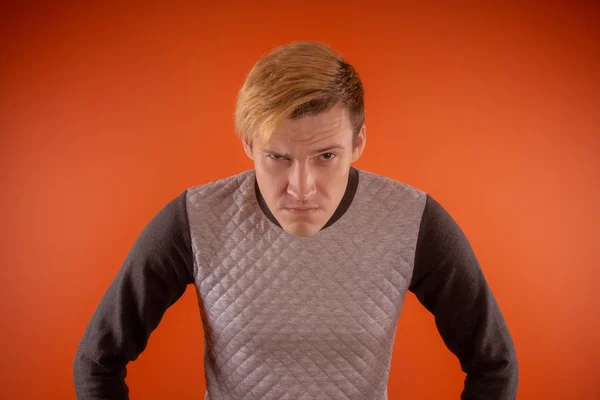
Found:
[320,153,336,161]
[268,154,286,160]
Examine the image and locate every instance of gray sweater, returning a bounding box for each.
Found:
[74,167,518,399]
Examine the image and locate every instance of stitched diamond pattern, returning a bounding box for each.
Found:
[187,170,426,400]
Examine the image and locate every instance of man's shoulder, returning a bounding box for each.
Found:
[181,169,256,219]
[185,169,254,197]
[356,168,427,201]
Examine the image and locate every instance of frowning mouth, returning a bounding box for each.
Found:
[284,207,319,215]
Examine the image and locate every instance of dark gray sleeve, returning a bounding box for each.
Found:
[409,194,518,399]
[73,190,195,399]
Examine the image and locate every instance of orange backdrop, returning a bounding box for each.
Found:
[1,3,598,399]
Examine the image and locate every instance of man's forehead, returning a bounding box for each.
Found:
[271,105,350,143]
[262,127,346,154]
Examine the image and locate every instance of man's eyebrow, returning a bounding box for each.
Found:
[262,144,344,156]
[262,149,289,156]
[312,144,345,154]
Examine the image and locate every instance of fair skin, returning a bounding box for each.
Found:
[243,103,366,237]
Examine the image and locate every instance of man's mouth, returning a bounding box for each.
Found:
[284,207,319,215]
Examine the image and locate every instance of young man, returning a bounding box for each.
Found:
[74,42,518,399]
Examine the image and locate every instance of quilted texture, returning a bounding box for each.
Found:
[186,169,427,400]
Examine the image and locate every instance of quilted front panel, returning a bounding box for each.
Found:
[187,170,426,400]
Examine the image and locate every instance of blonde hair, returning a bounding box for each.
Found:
[235,41,364,146]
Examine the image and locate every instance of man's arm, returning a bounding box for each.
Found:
[73,190,195,399]
[409,195,518,399]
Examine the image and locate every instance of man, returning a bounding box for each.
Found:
[74,41,518,399]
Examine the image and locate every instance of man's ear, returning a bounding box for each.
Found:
[242,140,254,160]
[352,124,366,162]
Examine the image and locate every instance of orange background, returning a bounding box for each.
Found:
[1,3,598,399]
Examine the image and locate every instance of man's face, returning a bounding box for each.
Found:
[244,103,366,237]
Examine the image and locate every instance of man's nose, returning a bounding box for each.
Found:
[287,163,316,201]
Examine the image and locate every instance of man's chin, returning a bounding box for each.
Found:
[275,209,332,237]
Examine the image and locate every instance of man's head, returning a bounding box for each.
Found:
[235,42,366,237]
